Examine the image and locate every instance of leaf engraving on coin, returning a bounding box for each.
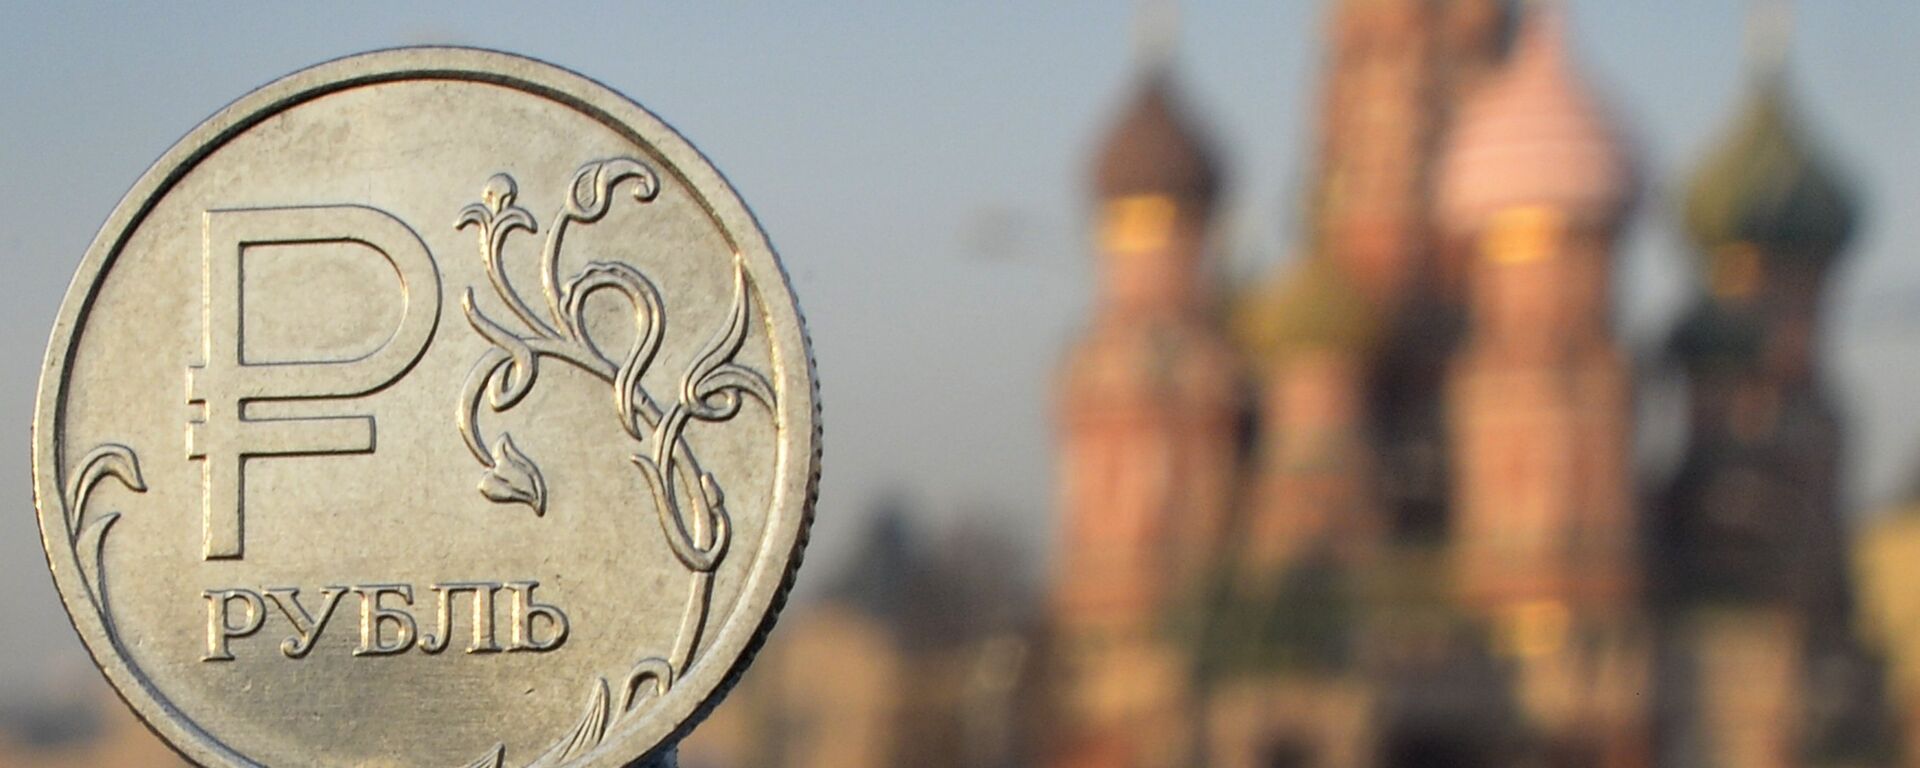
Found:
[62,444,149,638]
[452,159,778,765]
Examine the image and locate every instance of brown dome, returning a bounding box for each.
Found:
[1092,68,1222,204]
[1438,8,1635,233]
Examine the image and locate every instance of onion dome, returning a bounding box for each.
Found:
[1092,68,1222,206]
[1235,257,1378,363]
[1438,7,1636,233]
[1683,77,1858,265]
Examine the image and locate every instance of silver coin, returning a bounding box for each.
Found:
[32,48,818,767]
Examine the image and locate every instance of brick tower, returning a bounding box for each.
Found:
[1302,0,1515,545]
[1235,256,1385,575]
[1657,4,1878,762]
[1308,0,1511,314]
[1049,45,1238,768]
[1436,7,1650,765]
[1190,256,1385,768]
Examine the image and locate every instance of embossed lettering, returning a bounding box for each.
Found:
[353,583,417,656]
[264,586,347,659]
[201,580,562,659]
[203,588,266,662]
[506,581,570,652]
[188,206,443,560]
[420,582,503,654]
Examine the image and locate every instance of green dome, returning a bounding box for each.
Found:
[1684,77,1859,264]
[1235,257,1377,363]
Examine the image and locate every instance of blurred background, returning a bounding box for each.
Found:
[6,1,1920,766]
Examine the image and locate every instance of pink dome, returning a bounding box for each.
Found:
[1438,8,1637,233]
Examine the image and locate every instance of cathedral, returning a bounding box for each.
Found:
[673,2,1906,767]
[1050,1,1888,767]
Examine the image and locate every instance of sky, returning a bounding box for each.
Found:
[3,0,1919,700]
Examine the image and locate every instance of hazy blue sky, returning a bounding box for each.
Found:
[3,1,1919,698]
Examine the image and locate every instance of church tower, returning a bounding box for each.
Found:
[1049,34,1237,768]
[1657,3,1874,763]
[1299,0,1515,547]
[1674,4,1858,618]
[1235,256,1384,574]
[1437,7,1649,763]
[1182,257,1386,768]
[1307,0,1512,313]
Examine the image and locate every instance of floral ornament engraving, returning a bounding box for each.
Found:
[478,435,545,513]
[464,659,677,768]
[61,444,148,636]
[454,159,774,767]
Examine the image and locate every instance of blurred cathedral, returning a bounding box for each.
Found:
[681,2,1916,768]
[1045,0,1898,766]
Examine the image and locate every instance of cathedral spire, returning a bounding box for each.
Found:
[1132,0,1180,73]
[1746,0,1792,77]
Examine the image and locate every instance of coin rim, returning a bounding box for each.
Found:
[31,46,820,768]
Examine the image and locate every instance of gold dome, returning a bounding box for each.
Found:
[1236,257,1379,363]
